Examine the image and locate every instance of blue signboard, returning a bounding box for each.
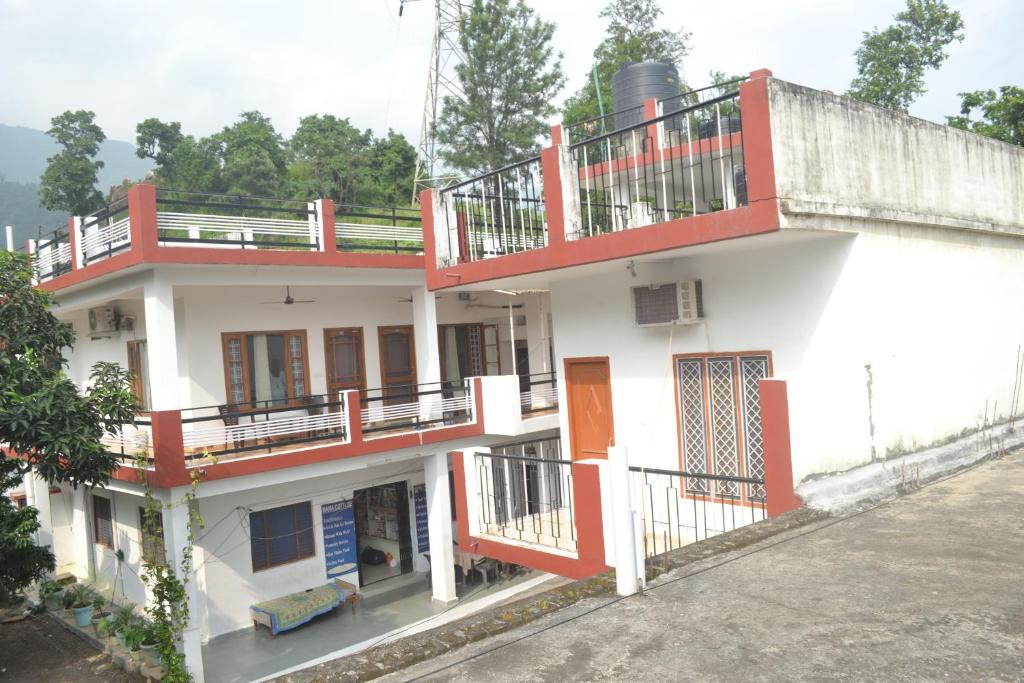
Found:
[413,484,429,553]
[321,499,357,580]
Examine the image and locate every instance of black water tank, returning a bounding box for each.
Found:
[611,61,680,130]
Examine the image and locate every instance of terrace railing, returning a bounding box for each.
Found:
[179,393,348,458]
[436,156,547,266]
[563,104,645,146]
[473,448,576,554]
[100,418,153,464]
[335,204,423,254]
[80,197,131,265]
[32,226,72,282]
[360,379,473,437]
[570,89,747,239]
[629,465,766,561]
[155,189,319,251]
[520,372,558,415]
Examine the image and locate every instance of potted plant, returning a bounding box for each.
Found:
[89,595,110,636]
[122,621,145,652]
[39,580,64,611]
[139,622,160,658]
[67,584,96,627]
[110,603,137,648]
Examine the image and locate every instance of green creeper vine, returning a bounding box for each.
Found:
[134,452,206,683]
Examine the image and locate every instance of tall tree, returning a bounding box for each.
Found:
[846,0,964,111]
[947,86,1024,146]
[436,0,564,174]
[38,110,107,215]
[288,115,373,206]
[0,251,135,602]
[214,111,287,196]
[135,118,185,174]
[366,131,417,207]
[562,0,690,125]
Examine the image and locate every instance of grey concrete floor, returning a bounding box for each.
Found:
[384,449,1024,682]
[203,569,542,683]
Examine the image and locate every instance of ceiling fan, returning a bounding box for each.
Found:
[261,286,315,305]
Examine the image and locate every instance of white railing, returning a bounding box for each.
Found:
[335,222,423,245]
[520,385,558,412]
[157,212,316,249]
[101,422,152,459]
[361,394,472,430]
[80,216,131,262]
[34,240,72,281]
[360,380,474,436]
[181,407,348,454]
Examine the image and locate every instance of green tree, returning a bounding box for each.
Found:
[163,135,224,192]
[38,110,107,215]
[288,115,374,205]
[0,251,136,602]
[436,0,564,174]
[135,118,185,173]
[562,0,690,125]
[947,86,1024,146]
[214,111,287,196]
[366,131,417,206]
[846,0,964,111]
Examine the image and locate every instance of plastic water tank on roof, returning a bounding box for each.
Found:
[610,61,681,130]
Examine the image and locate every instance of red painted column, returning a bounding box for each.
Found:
[319,198,337,255]
[759,378,802,516]
[128,184,158,260]
[345,390,364,445]
[540,146,568,247]
[550,123,564,146]
[67,217,81,270]
[738,69,777,205]
[570,461,607,570]
[419,189,444,289]
[150,410,189,489]
[452,450,471,544]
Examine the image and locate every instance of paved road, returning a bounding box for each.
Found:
[385,450,1024,682]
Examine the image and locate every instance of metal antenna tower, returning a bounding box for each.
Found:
[408,0,466,203]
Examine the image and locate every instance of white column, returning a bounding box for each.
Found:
[24,470,54,552]
[424,451,457,605]
[70,486,91,579]
[27,239,37,285]
[608,446,640,597]
[413,284,442,422]
[71,216,84,269]
[143,274,180,411]
[167,491,205,683]
[4,225,12,252]
[307,201,319,250]
[524,292,551,375]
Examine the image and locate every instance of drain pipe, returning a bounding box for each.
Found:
[608,445,640,596]
[508,301,517,377]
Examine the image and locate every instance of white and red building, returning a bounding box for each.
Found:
[14,68,1024,680]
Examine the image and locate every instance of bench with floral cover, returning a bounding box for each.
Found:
[250,579,357,636]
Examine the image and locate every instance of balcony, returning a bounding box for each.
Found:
[422,70,779,290]
[29,185,425,286]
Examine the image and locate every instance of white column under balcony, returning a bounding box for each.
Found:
[70,486,91,579]
[166,492,205,683]
[412,284,442,422]
[424,451,457,605]
[23,469,54,553]
[143,274,181,411]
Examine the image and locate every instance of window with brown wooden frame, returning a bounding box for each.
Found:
[221,330,311,408]
[126,340,151,410]
[93,495,114,549]
[249,501,316,572]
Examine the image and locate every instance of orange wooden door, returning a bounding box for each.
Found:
[324,327,366,395]
[378,325,417,404]
[565,357,615,460]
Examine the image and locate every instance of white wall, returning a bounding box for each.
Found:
[60,298,148,391]
[196,459,429,640]
[549,226,1024,483]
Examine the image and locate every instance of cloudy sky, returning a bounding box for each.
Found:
[0,0,1019,144]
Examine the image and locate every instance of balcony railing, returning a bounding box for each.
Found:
[520,372,558,415]
[436,156,547,267]
[101,418,153,463]
[570,89,746,239]
[473,445,576,554]
[80,197,132,265]
[360,379,474,437]
[32,226,72,282]
[563,104,645,146]
[179,393,348,458]
[156,190,319,251]
[335,204,423,254]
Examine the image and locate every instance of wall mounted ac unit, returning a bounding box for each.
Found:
[88,307,118,335]
[631,280,703,327]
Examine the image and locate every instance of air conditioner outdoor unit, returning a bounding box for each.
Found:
[632,280,703,327]
[88,307,118,335]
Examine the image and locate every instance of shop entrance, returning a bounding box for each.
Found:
[353,481,413,587]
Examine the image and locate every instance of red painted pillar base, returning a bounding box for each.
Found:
[151,410,189,488]
[759,379,802,516]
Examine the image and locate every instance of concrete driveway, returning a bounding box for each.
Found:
[384,449,1024,682]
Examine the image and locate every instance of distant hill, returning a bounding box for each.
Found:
[0,123,152,249]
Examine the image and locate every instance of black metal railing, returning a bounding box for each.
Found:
[520,372,558,415]
[359,379,473,435]
[155,188,319,251]
[179,392,347,458]
[334,203,423,254]
[437,155,547,266]
[33,225,72,280]
[80,197,131,265]
[564,104,646,146]
[657,77,749,115]
[570,90,746,239]
[629,465,766,563]
[474,443,576,553]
